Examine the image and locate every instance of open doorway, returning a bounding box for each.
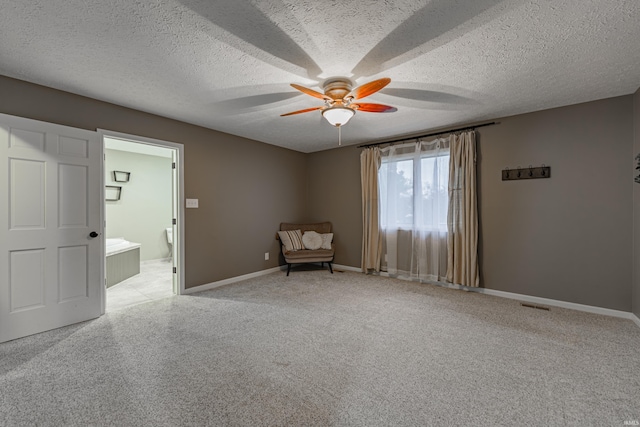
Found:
[100,131,184,312]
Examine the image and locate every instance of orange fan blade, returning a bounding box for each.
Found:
[352,103,397,113]
[347,77,391,100]
[280,106,324,117]
[290,83,332,101]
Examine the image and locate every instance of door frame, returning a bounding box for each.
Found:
[98,129,185,313]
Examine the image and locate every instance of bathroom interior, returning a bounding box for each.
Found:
[104,137,175,312]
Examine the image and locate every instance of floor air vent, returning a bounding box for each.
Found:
[520,303,550,311]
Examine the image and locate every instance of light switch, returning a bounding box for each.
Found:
[186,198,199,208]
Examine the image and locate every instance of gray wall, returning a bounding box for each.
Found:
[1,75,636,311]
[306,145,362,267]
[478,97,632,312]
[105,149,173,261]
[308,96,634,312]
[0,75,307,289]
[633,87,640,318]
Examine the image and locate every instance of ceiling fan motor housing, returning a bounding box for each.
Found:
[323,78,353,103]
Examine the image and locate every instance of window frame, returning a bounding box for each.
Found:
[379,149,450,232]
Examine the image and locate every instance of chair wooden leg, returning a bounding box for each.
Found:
[286,263,291,276]
[328,262,333,274]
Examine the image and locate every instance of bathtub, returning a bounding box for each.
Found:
[106,238,141,288]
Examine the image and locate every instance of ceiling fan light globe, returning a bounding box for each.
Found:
[322,107,355,127]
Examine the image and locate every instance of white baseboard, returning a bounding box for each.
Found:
[184,263,357,294]
[359,267,640,325]
[182,266,283,295]
[186,263,361,295]
[183,263,640,328]
[631,313,640,328]
[471,286,636,321]
[333,264,362,273]
[417,279,636,324]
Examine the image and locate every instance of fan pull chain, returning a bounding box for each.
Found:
[338,124,342,146]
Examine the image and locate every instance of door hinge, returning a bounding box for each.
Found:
[172,162,176,169]
[172,218,176,225]
[173,267,177,274]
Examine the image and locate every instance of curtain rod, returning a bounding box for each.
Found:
[357,121,497,149]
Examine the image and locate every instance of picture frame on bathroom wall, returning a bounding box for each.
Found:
[105,186,122,201]
[113,170,131,182]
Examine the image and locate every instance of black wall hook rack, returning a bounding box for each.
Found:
[502,165,550,181]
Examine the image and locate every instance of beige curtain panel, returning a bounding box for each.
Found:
[360,147,382,272]
[447,131,479,287]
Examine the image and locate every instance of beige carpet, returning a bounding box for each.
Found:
[1,270,639,426]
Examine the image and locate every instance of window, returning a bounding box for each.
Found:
[379,147,449,232]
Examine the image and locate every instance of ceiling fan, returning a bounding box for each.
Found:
[281,77,397,129]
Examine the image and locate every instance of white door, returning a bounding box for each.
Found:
[0,114,102,343]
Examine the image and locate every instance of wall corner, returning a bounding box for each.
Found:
[633,86,640,318]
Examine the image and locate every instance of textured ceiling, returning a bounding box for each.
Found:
[1,0,639,152]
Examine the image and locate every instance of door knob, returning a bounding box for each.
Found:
[89,231,99,238]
